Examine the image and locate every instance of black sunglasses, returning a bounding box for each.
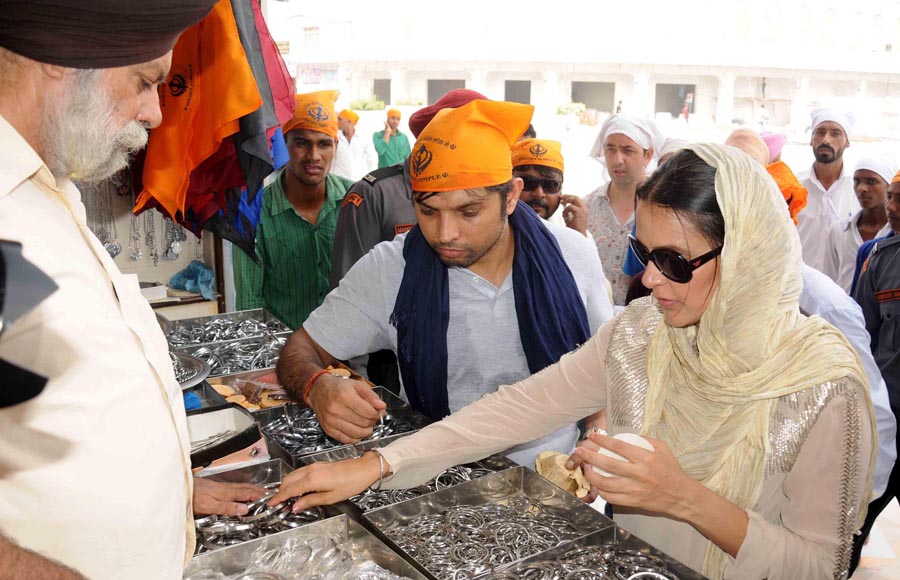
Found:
[627,234,722,284]
[518,175,562,194]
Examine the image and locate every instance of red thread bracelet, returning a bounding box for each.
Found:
[302,369,330,405]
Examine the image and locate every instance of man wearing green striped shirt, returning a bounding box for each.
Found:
[234,90,353,329]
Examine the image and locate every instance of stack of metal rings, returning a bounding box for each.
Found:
[168,318,288,347]
[352,464,496,512]
[189,335,286,376]
[383,500,584,580]
[194,484,326,554]
[170,351,200,384]
[261,406,414,456]
[478,545,679,580]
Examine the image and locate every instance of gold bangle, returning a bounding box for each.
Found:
[369,451,385,492]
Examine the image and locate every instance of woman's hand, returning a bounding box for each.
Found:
[572,432,699,519]
[193,477,267,517]
[566,435,602,503]
[267,451,384,512]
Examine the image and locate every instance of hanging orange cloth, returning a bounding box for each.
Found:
[135,0,262,218]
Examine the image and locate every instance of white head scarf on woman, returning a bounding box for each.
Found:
[640,143,876,579]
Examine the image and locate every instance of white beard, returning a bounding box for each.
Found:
[42,69,149,182]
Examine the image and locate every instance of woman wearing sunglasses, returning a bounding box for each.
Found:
[271,144,876,580]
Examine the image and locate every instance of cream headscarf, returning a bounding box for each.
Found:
[639,143,876,579]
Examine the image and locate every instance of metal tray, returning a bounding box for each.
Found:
[192,460,344,557]
[363,466,616,579]
[174,331,291,379]
[171,351,211,391]
[205,368,289,414]
[183,514,429,579]
[257,388,432,468]
[486,525,709,579]
[187,404,261,468]
[160,308,291,348]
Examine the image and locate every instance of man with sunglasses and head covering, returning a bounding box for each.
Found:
[275,100,614,470]
[0,1,271,578]
[566,115,664,306]
[272,143,876,580]
[512,138,566,223]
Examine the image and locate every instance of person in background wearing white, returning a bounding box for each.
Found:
[823,156,894,293]
[797,108,859,272]
[331,108,377,182]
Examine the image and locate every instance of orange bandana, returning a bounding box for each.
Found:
[409,100,533,192]
[512,139,564,173]
[766,160,808,225]
[892,169,900,184]
[387,108,402,119]
[282,90,339,139]
[338,109,359,124]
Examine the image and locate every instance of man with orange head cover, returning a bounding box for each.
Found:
[276,100,614,469]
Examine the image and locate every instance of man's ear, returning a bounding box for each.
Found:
[507,178,523,215]
[39,62,67,81]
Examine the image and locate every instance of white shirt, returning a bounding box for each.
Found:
[822,211,891,293]
[305,221,614,467]
[800,264,897,498]
[0,115,194,579]
[798,162,859,272]
[332,129,378,182]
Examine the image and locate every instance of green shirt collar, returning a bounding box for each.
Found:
[269,169,345,217]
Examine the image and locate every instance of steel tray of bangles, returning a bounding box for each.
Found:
[160,308,291,349]
[172,351,212,391]
[362,467,616,580]
[184,514,430,580]
[299,432,519,517]
[477,526,709,580]
[193,459,342,556]
[188,405,262,468]
[175,332,291,379]
[256,390,432,468]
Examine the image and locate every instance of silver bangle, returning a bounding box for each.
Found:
[370,451,385,492]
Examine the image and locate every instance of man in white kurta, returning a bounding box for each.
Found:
[797,108,860,272]
[0,1,262,578]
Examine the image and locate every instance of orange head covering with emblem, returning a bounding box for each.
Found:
[409,100,534,193]
[338,109,359,124]
[387,108,402,119]
[511,138,564,173]
[282,90,339,139]
[766,160,809,225]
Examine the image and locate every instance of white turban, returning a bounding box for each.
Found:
[810,108,856,140]
[589,115,665,160]
[659,137,691,159]
[855,155,897,185]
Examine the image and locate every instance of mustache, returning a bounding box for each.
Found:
[817,144,835,153]
[527,199,549,208]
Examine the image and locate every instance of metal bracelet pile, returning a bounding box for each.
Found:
[480,545,680,580]
[261,406,414,456]
[352,464,496,511]
[171,351,200,384]
[168,318,288,347]
[383,498,585,580]
[194,485,327,554]
[189,335,286,376]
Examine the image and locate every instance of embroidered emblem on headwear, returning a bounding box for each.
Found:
[307,102,330,123]
[529,143,548,157]
[411,144,433,177]
[342,192,364,208]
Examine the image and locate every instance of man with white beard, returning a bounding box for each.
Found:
[0,2,266,579]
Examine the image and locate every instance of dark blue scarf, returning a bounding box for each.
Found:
[389,201,590,420]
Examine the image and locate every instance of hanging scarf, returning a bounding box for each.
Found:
[638,144,876,579]
[390,201,590,419]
